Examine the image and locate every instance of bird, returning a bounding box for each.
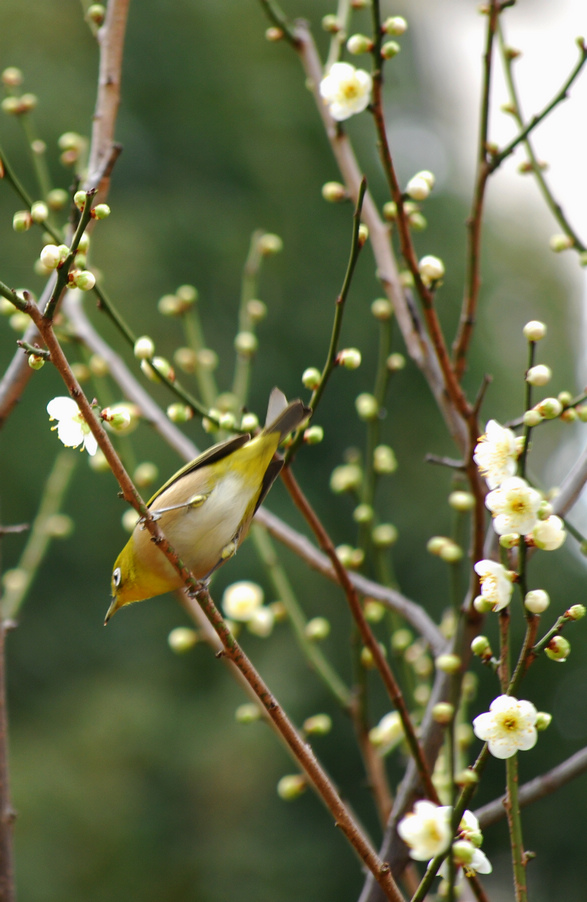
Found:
[105,388,310,622]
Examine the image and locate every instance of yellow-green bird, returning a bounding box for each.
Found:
[106,389,310,623]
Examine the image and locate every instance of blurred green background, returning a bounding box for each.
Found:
[0,1,586,900]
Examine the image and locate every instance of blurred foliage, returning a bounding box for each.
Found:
[0,0,586,900]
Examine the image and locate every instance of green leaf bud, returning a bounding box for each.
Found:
[335,544,364,569]
[358,223,369,246]
[373,444,397,474]
[439,541,463,563]
[141,356,175,383]
[28,353,45,371]
[536,397,563,419]
[364,599,385,622]
[321,14,341,33]
[382,201,397,221]
[353,503,373,524]
[235,702,262,723]
[566,604,586,621]
[330,463,362,493]
[535,711,552,731]
[471,635,492,657]
[241,412,259,432]
[73,190,87,210]
[427,535,449,556]
[30,201,49,223]
[523,408,543,427]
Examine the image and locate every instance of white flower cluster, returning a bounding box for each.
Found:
[397,802,491,876]
[474,419,566,551]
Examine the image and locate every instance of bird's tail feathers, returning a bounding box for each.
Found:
[263,387,311,441]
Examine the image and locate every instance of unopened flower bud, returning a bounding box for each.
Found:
[47,188,69,211]
[432,702,454,724]
[134,336,155,359]
[418,254,445,286]
[2,67,23,87]
[371,298,393,320]
[358,223,369,245]
[383,16,408,35]
[141,356,175,382]
[381,40,401,59]
[449,490,475,512]
[246,299,266,323]
[28,353,45,370]
[347,34,373,54]
[168,627,198,653]
[335,545,364,569]
[173,347,197,373]
[30,201,49,223]
[330,463,362,493]
[523,589,549,614]
[265,26,284,41]
[566,604,586,621]
[338,347,361,369]
[372,523,398,547]
[235,702,262,723]
[526,364,552,386]
[405,175,431,201]
[72,270,96,291]
[304,425,323,444]
[241,412,259,432]
[322,14,341,33]
[355,392,379,420]
[382,201,397,221]
[92,203,111,220]
[364,600,385,622]
[277,774,306,800]
[361,643,386,669]
[545,635,570,662]
[86,3,106,25]
[439,542,464,563]
[523,409,543,428]
[304,617,331,641]
[435,653,461,674]
[386,352,406,371]
[523,320,547,341]
[73,190,87,210]
[302,367,321,390]
[391,628,412,652]
[353,503,373,524]
[303,714,332,735]
[234,331,258,356]
[101,406,132,431]
[167,403,193,424]
[535,711,552,731]
[40,243,68,270]
[321,181,347,203]
[471,635,492,657]
[373,444,397,474]
[122,509,140,532]
[13,210,32,232]
[133,462,159,488]
[427,536,449,556]
[258,232,283,255]
[549,234,573,252]
[536,397,562,419]
[455,768,479,788]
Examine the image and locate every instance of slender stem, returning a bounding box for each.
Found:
[251,524,351,709]
[505,753,528,902]
[281,467,440,804]
[1,451,78,620]
[286,179,367,462]
[0,622,14,902]
[452,0,500,380]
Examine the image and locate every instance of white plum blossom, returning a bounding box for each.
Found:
[397,801,452,861]
[532,515,566,551]
[473,420,518,489]
[319,62,373,121]
[473,695,538,759]
[474,560,514,612]
[47,396,97,456]
[485,476,542,536]
[222,581,264,621]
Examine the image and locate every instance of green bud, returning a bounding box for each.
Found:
[535,711,552,731]
[13,210,32,232]
[28,353,45,370]
[536,397,563,419]
[439,542,463,563]
[432,702,454,724]
[372,523,398,547]
[523,320,547,341]
[133,462,159,488]
[303,714,332,735]
[386,353,406,371]
[304,617,330,641]
[92,203,111,220]
[435,653,461,674]
[73,190,87,210]
[303,424,323,444]
[523,409,544,427]
[330,463,362,493]
[382,201,397,221]
[545,635,570,662]
[371,298,393,320]
[302,367,321,390]
[373,445,397,474]
[566,604,586,621]
[277,774,306,800]
[72,270,96,291]
[471,635,491,657]
[355,393,379,421]
[383,16,408,35]
[47,188,69,211]
[246,299,267,322]
[549,234,573,252]
[353,503,373,524]
[391,628,413,652]
[381,40,401,59]
[258,233,283,255]
[234,331,258,356]
[141,356,175,382]
[235,703,262,724]
[321,181,347,203]
[347,34,373,55]
[338,347,362,369]
[168,627,198,653]
[134,336,155,359]
[167,403,193,424]
[174,347,197,373]
[30,201,49,223]
[448,490,475,511]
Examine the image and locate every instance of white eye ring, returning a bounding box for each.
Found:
[113,567,122,588]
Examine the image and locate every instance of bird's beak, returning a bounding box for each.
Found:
[104,595,122,625]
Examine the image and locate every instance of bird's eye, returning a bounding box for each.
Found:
[112,567,122,587]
